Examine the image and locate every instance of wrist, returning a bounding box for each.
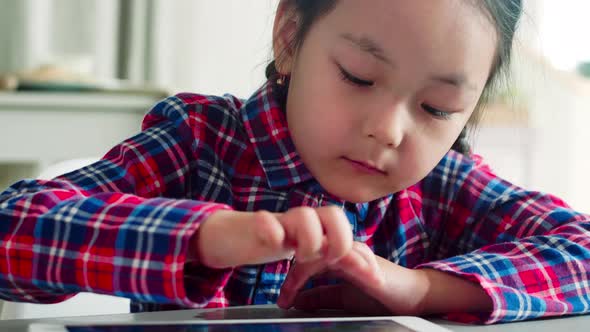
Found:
[372,256,430,315]
[187,209,234,266]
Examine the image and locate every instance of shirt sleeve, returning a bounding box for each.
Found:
[418,150,590,324]
[0,95,234,307]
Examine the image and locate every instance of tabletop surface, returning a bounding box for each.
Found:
[1,304,590,332]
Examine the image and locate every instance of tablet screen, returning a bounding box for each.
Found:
[66,320,416,332]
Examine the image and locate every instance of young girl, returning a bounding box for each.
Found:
[1,0,589,325]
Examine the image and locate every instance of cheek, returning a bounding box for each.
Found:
[286,85,347,156]
[300,101,351,146]
[404,124,464,175]
[292,80,355,139]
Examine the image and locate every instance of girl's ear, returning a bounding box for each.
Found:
[272,0,299,75]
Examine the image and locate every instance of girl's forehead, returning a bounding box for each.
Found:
[323,0,496,45]
[314,0,497,91]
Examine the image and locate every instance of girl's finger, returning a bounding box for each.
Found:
[252,210,286,250]
[315,243,384,294]
[277,259,327,308]
[204,210,292,268]
[279,207,324,262]
[315,206,353,264]
[336,243,370,272]
[278,243,372,308]
[339,242,384,287]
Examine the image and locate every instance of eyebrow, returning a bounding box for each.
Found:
[340,33,392,65]
[339,32,476,91]
[430,74,477,91]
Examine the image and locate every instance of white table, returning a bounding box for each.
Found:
[0,304,589,332]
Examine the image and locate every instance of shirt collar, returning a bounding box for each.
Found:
[240,81,314,189]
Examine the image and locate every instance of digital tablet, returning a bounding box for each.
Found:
[30,316,451,332]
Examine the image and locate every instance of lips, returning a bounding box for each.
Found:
[344,157,387,175]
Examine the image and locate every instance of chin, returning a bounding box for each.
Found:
[323,183,388,203]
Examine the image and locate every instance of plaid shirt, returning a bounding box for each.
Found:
[1,81,589,324]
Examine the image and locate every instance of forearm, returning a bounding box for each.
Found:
[415,268,492,316]
[0,179,229,305]
[417,222,590,323]
[373,256,491,317]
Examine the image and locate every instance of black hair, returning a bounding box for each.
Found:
[266,0,523,155]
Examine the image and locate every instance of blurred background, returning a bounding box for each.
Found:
[0,0,589,320]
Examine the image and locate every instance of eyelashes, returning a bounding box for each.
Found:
[421,103,452,120]
[338,64,374,87]
[337,63,453,120]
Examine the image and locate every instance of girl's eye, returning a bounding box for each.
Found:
[421,103,452,120]
[338,64,374,87]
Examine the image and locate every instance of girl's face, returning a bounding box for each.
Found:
[280,0,498,202]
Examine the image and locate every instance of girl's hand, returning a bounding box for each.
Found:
[277,242,493,316]
[189,206,353,269]
[277,241,394,315]
[277,241,424,315]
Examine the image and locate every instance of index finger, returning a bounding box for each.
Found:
[277,258,327,309]
[315,206,353,264]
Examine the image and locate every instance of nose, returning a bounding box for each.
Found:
[362,101,408,149]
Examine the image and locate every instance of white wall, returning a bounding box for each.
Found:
[509,49,590,214]
[150,0,279,98]
[485,0,590,214]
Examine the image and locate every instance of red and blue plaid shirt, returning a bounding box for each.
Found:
[1,81,589,324]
